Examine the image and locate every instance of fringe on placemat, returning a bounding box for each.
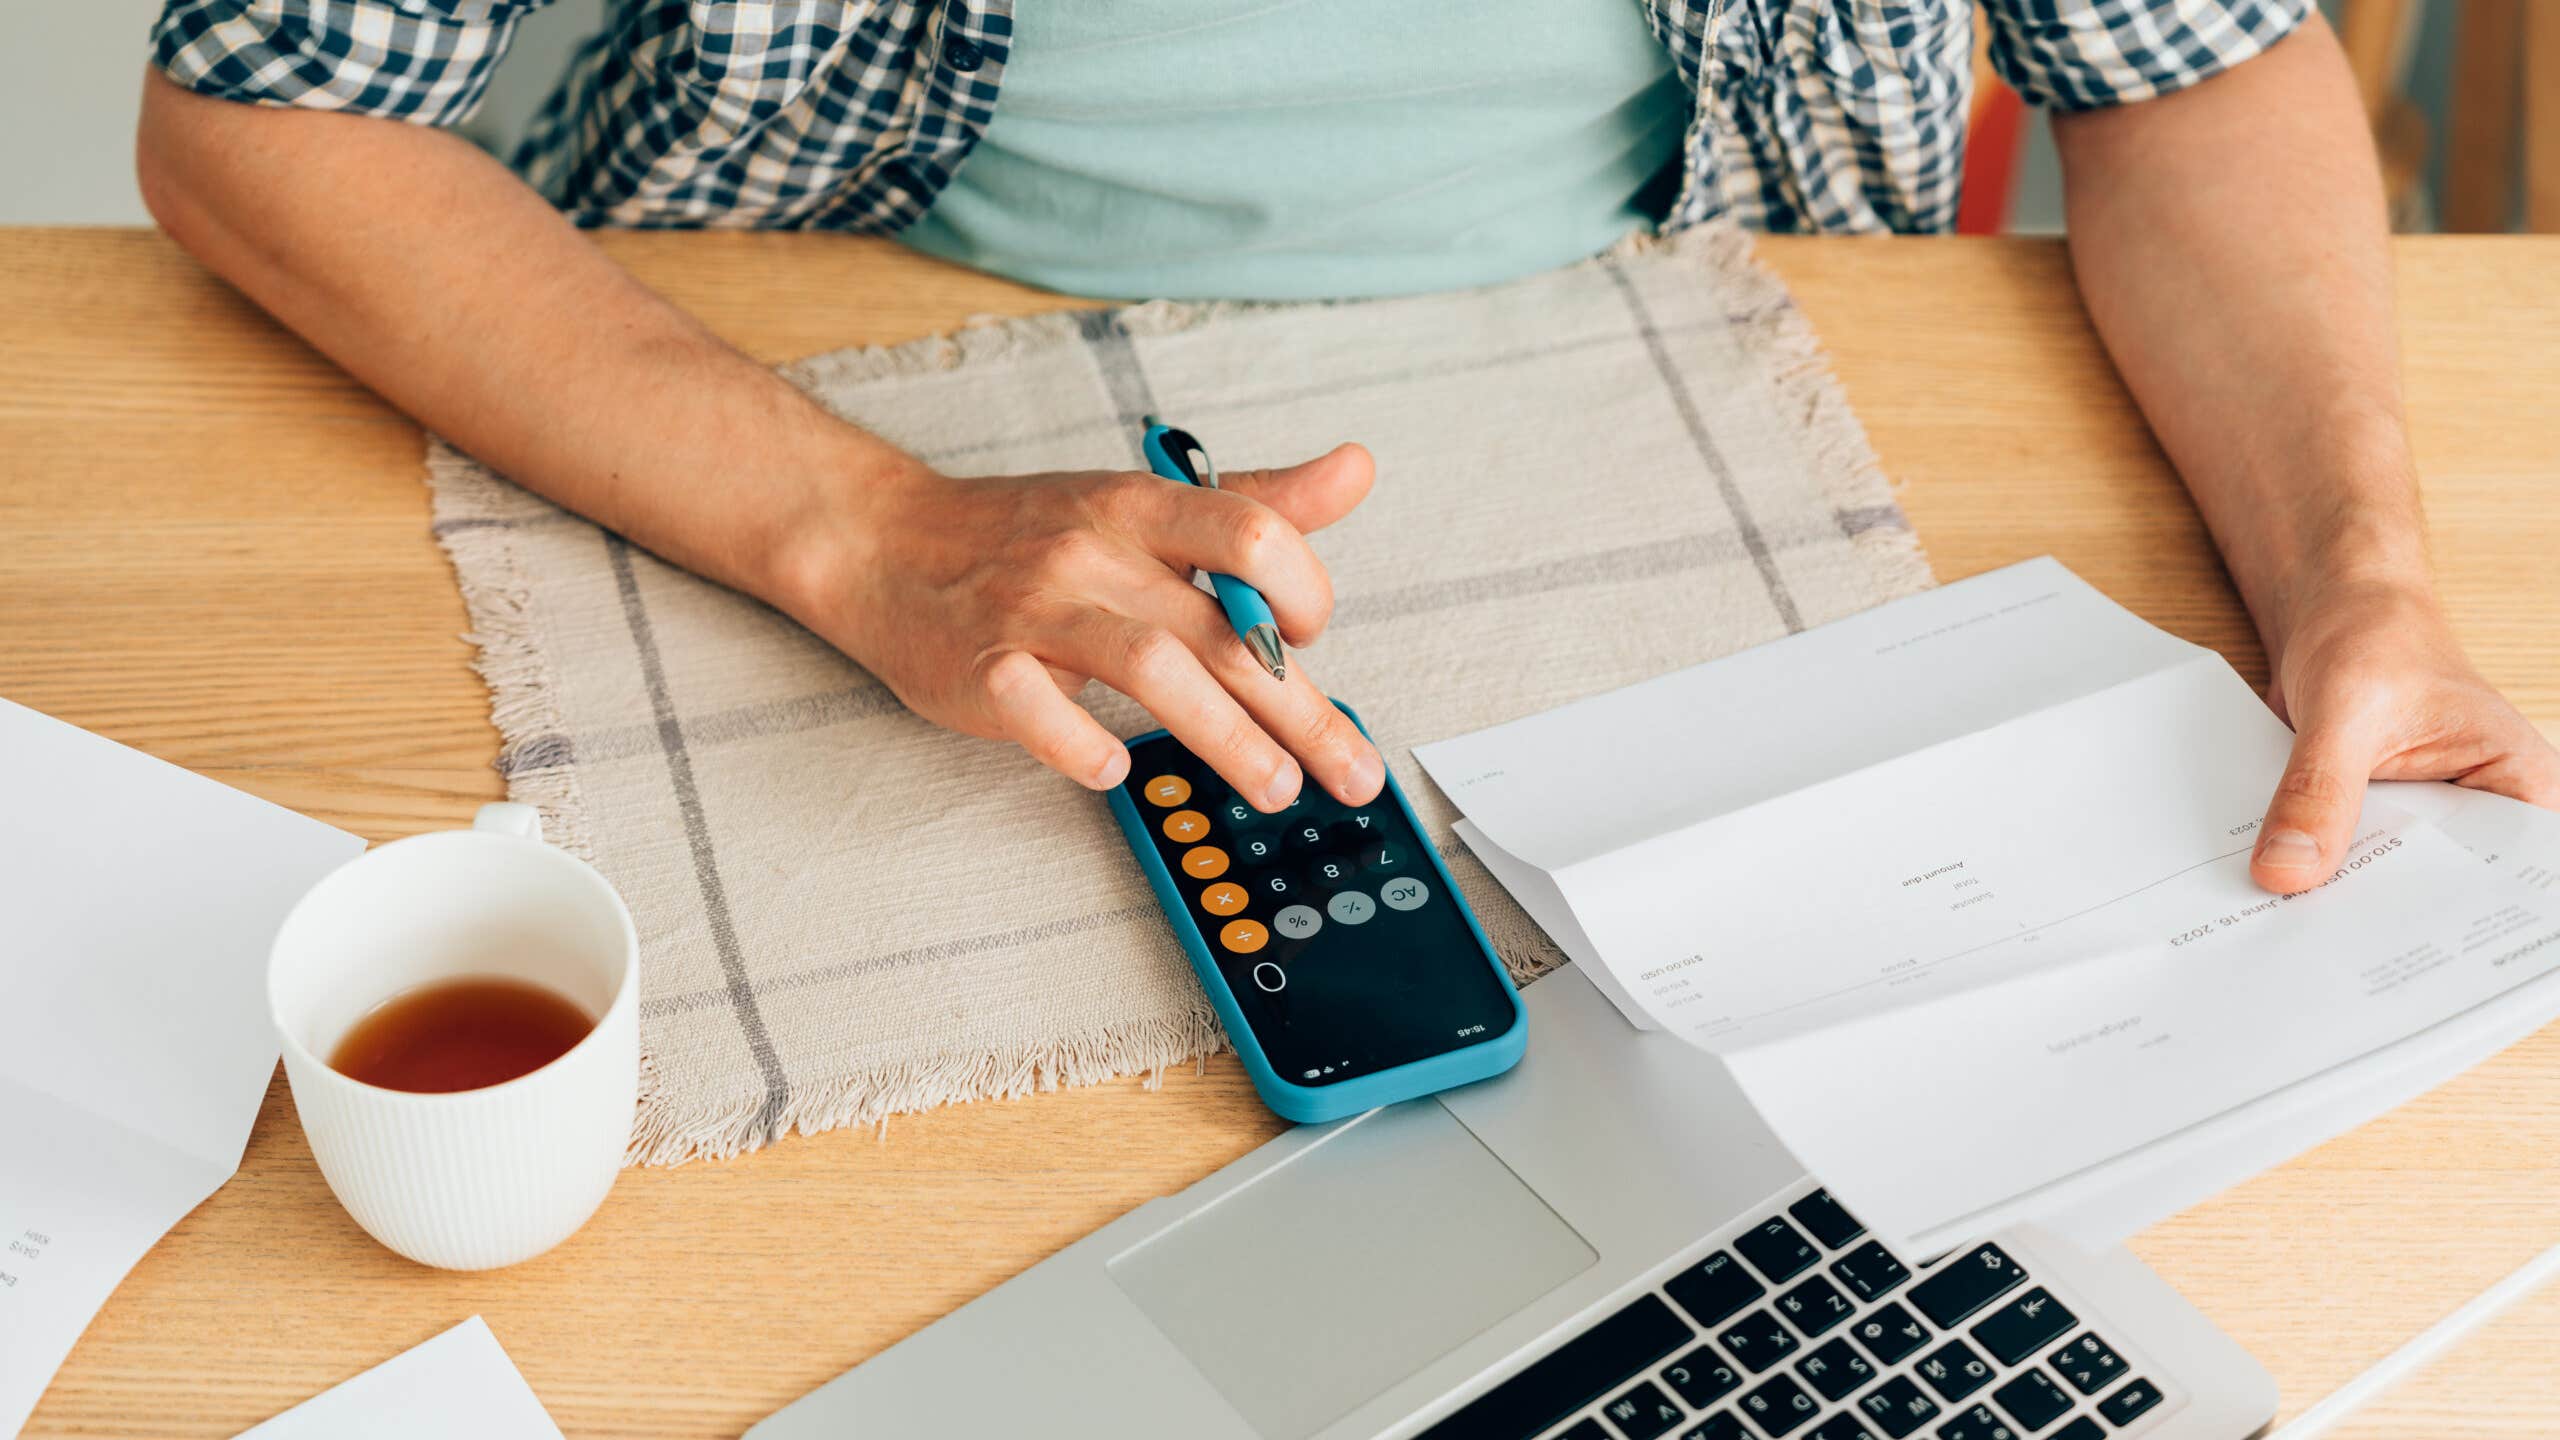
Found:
[1624,223,1938,602]
[420,219,1934,1166]
[423,445,601,868]
[623,995,1231,1166]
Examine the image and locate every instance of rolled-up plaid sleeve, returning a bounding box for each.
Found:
[1984,0,2315,112]
[150,0,545,126]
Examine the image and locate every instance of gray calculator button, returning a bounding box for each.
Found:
[1273,904,1324,940]
[1252,962,1286,993]
[1379,877,1430,911]
[1327,890,1377,925]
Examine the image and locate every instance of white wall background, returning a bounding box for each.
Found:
[0,0,603,224]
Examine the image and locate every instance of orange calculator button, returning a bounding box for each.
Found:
[1142,775,1191,807]
[1200,881,1248,915]
[1181,846,1230,880]
[1162,809,1210,843]
[1219,918,1269,954]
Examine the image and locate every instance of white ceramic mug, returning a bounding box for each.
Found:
[269,802,638,1270]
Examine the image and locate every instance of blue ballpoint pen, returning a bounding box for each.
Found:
[1138,417,1289,681]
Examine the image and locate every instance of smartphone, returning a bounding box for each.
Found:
[1105,703,1526,1123]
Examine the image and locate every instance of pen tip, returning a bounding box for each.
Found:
[1245,625,1287,681]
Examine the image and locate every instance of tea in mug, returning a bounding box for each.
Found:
[329,976,595,1093]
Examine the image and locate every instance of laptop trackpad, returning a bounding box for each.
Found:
[1107,1100,1598,1438]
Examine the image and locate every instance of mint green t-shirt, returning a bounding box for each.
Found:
[899,0,1688,302]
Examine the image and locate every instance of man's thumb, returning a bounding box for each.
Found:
[2252,724,2376,894]
[1220,442,1375,535]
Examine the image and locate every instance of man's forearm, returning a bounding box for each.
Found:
[134,70,915,607]
[2052,13,2425,665]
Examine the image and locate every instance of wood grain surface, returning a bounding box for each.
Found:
[4,230,2557,1438]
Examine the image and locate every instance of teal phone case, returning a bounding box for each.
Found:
[1104,702,1526,1124]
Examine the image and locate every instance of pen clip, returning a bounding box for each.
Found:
[1144,417,1219,490]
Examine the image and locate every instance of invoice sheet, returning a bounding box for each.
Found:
[0,699,364,1436]
[1416,560,2560,1247]
[238,1316,564,1438]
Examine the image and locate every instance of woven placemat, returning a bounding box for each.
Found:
[424,224,1934,1163]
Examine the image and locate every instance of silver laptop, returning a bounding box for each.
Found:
[753,963,2275,1440]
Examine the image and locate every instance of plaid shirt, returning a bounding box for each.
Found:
[152,0,2309,236]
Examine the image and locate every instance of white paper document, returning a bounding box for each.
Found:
[1418,559,2560,1251]
[237,1316,564,1438]
[0,698,364,1436]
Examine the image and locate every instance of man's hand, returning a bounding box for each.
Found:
[2253,577,2560,892]
[2046,16,2558,893]
[777,444,1387,810]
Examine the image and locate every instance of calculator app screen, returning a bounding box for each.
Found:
[1123,737,1517,1085]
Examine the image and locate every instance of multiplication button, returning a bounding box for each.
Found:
[1379,877,1430,911]
[1273,904,1323,940]
[1199,882,1247,916]
[1327,891,1377,925]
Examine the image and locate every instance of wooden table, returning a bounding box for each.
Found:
[6,230,2558,1438]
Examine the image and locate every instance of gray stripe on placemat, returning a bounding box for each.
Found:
[1603,259,1803,633]
[641,904,1163,1018]
[604,534,793,1141]
[920,315,1719,469]
[518,527,1807,778]
[1334,529,1756,628]
[497,683,898,777]
[1078,309,1161,447]
[639,827,1496,1016]
[1835,504,1909,536]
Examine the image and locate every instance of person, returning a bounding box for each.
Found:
[135,0,2558,896]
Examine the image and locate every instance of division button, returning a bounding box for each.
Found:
[1379,876,1430,911]
[1327,890,1377,925]
[1273,904,1324,939]
[1220,918,1268,954]
[1162,809,1210,842]
[1251,961,1285,991]
[1181,845,1229,879]
[1199,882,1248,916]
[1143,775,1190,807]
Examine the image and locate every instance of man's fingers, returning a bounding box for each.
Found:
[1131,578,1386,807]
[1216,442,1375,537]
[1045,608,1304,811]
[2450,743,2560,810]
[1139,485,1336,645]
[2252,723,2382,894]
[971,649,1128,790]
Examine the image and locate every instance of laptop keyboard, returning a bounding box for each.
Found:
[1416,1182,2173,1440]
